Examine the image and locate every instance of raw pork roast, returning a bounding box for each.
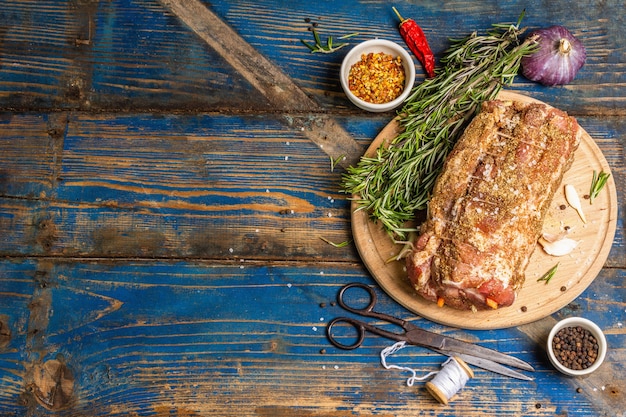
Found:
[406,100,581,310]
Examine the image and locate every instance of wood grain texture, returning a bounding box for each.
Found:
[0,0,624,114]
[0,112,622,263]
[0,259,623,416]
[0,0,624,416]
[0,112,380,260]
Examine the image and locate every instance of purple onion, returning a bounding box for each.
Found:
[521,25,587,86]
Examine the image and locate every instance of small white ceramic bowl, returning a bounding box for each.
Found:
[547,317,607,377]
[340,39,416,112]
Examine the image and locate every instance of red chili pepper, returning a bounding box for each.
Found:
[392,7,436,78]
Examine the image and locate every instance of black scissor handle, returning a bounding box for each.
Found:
[327,283,415,350]
[336,282,377,314]
[326,283,378,350]
[326,316,366,350]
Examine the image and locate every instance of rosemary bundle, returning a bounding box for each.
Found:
[342,15,537,238]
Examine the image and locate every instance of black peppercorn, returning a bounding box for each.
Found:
[552,326,599,370]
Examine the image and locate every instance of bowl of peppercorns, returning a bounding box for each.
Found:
[547,317,607,377]
[340,39,416,112]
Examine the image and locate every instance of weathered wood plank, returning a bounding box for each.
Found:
[0,0,624,416]
[211,0,626,115]
[0,112,623,266]
[0,111,375,259]
[0,258,622,416]
[0,0,266,111]
[0,0,625,113]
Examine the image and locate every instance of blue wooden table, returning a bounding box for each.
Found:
[0,1,623,416]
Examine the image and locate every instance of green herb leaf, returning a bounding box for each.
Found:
[320,237,352,248]
[339,33,360,40]
[537,263,559,284]
[330,154,346,172]
[589,170,610,204]
[301,28,357,54]
[300,39,317,52]
[313,29,322,47]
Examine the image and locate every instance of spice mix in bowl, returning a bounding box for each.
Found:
[340,39,416,112]
[547,317,607,376]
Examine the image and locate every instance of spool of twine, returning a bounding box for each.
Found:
[425,357,474,405]
[380,342,474,405]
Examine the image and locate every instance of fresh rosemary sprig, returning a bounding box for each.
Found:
[320,236,352,248]
[342,14,537,238]
[537,263,559,284]
[329,154,345,172]
[301,29,359,54]
[589,170,610,204]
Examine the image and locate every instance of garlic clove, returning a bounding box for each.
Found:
[565,184,586,224]
[541,230,569,243]
[539,236,579,256]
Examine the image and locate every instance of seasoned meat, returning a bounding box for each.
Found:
[406,100,581,310]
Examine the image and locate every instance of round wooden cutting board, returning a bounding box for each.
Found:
[351,91,618,330]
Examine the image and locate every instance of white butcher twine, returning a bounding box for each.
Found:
[380,341,474,405]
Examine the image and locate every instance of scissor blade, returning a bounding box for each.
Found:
[442,337,535,372]
[432,349,533,381]
[407,329,535,372]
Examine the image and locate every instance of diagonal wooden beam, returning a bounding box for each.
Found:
[158,0,364,166]
[159,0,317,112]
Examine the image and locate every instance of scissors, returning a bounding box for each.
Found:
[326,283,534,381]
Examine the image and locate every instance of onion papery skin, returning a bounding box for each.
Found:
[521,26,586,86]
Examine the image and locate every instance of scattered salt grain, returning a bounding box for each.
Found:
[312,326,318,332]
